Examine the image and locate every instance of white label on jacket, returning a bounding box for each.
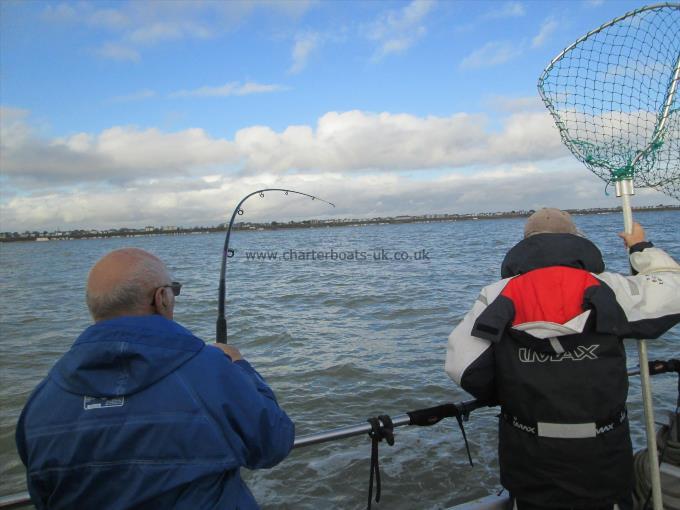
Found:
[83,396,125,410]
[518,345,599,363]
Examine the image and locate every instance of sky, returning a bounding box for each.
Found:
[0,0,675,232]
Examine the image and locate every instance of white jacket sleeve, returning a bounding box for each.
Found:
[445,278,509,402]
[596,243,680,339]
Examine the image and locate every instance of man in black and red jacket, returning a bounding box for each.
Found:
[445,208,680,510]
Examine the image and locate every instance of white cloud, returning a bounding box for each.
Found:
[88,8,130,30]
[289,32,320,74]
[264,0,316,19]
[0,107,32,147]
[93,43,140,63]
[532,18,558,48]
[237,82,287,95]
[484,2,526,19]
[460,41,524,69]
[1,118,239,184]
[126,22,185,45]
[460,16,557,70]
[1,107,672,232]
[90,127,238,171]
[110,89,157,103]
[234,109,565,174]
[2,164,671,233]
[43,2,130,29]
[126,21,213,45]
[1,107,565,187]
[41,3,79,23]
[168,82,287,98]
[366,0,435,58]
[41,1,315,62]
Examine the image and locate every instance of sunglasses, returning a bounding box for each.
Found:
[161,281,182,296]
[150,281,182,306]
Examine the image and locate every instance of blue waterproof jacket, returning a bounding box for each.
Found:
[15,315,295,509]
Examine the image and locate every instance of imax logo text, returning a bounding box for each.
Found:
[518,345,599,363]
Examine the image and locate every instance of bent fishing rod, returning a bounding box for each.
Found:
[216,189,335,344]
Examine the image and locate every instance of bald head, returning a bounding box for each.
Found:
[86,248,174,322]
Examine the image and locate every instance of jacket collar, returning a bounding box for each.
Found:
[50,315,204,397]
[501,233,605,278]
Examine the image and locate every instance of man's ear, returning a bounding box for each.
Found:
[158,287,174,320]
[151,287,165,314]
[158,287,169,310]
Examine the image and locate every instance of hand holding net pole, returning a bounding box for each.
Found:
[538,5,680,509]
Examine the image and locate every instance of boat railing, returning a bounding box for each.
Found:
[1,359,677,509]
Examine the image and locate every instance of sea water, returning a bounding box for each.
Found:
[1,211,678,509]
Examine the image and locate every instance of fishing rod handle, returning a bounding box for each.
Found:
[216,317,227,344]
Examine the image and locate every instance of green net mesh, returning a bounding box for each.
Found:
[538,3,680,200]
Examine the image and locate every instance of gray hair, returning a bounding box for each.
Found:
[86,256,169,321]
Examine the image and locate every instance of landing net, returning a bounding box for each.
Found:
[538,3,680,200]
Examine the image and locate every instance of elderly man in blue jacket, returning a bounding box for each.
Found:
[16,247,295,509]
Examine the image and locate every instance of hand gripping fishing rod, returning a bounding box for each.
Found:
[216,189,335,344]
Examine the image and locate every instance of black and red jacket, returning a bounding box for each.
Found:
[446,233,680,508]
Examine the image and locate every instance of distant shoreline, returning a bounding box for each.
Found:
[2,205,678,243]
